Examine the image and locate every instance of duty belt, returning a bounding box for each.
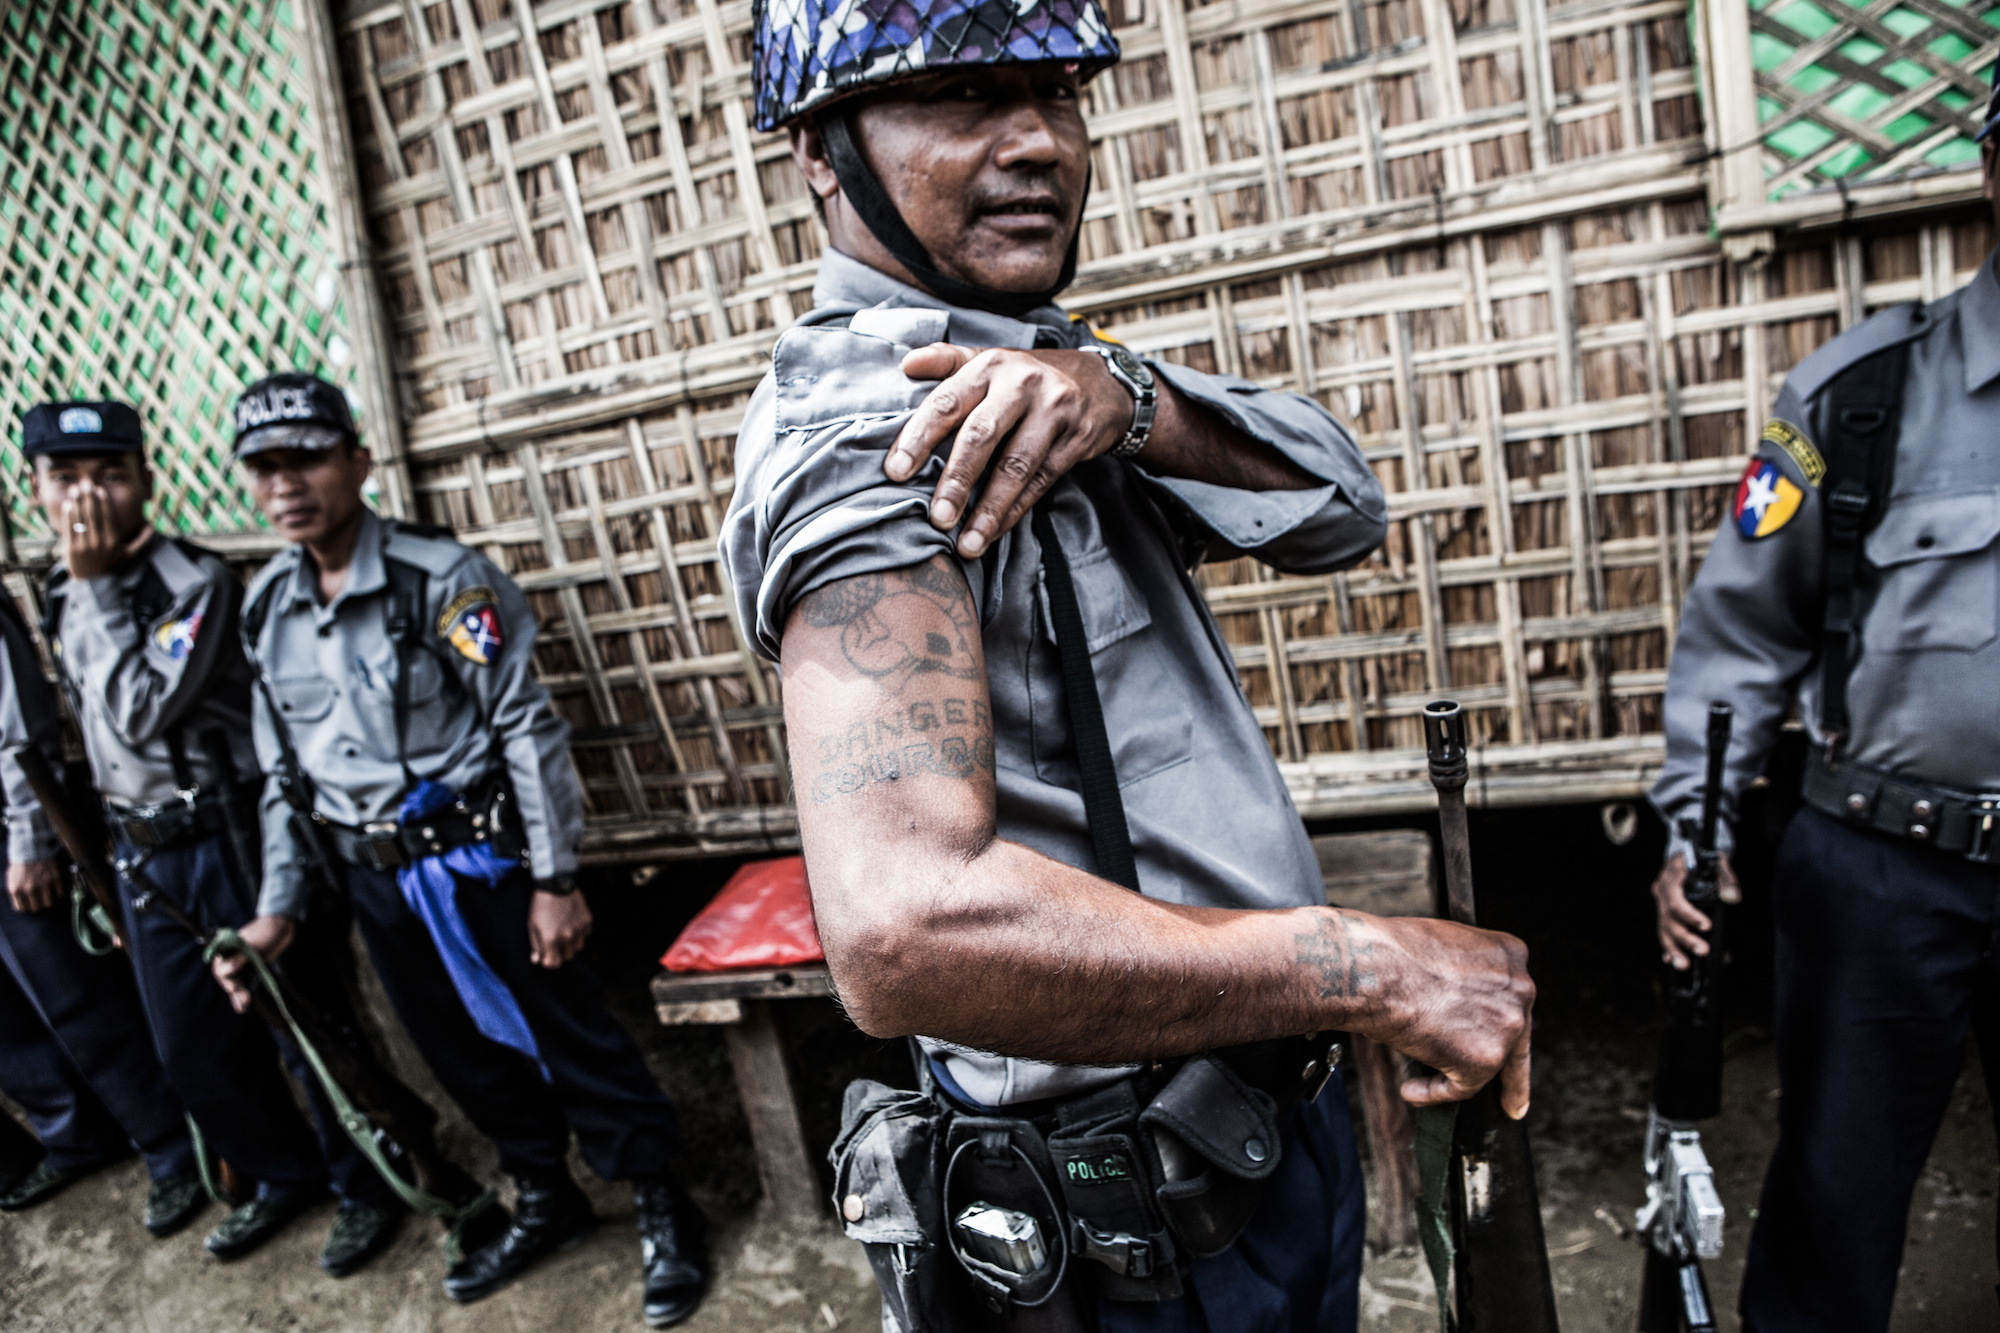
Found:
[107,794,237,851]
[319,787,516,873]
[1802,746,2000,862]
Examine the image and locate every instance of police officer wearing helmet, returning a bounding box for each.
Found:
[214,373,709,1324]
[0,421,204,1233]
[723,3,1538,1328]
[28,398,409,1270]
[1648,72,2000,1331]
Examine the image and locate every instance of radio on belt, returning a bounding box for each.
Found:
[954,1202,1048,1275]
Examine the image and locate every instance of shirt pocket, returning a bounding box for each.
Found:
[1030,546,1195,789]
[1863,488,2000,652]
[403,646,447,705]
[270,675,337,724]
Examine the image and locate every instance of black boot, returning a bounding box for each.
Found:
[442,1170,596,1304]
[634,1176,710,1328]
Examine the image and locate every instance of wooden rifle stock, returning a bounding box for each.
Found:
[12,744,121,923]
[1422,701,1562,1333]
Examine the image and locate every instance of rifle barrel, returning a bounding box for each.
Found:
[1421,700,1562,1333]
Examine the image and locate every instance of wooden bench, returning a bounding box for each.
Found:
[651,964,832,1220]
[651,829,1435,1235]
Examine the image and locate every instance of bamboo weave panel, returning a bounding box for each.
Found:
[1749,0,1998,201]
[0,0,375,547]
[330,0,1994,854]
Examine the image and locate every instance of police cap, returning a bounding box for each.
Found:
[233,373,357,458]
[22,401,144,458]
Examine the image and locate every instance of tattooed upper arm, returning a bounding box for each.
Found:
[782,556,997,817]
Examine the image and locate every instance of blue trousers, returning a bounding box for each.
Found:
[1741,806,2000,1332]
[116,832,391,1205]
[341,861,677,1181]
[1098,1071,1365,1333]
[0,881,193,1181]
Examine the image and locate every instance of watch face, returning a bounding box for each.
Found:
[1110,344,1153,388]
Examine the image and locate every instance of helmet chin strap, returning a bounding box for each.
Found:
[819,111,1084,319]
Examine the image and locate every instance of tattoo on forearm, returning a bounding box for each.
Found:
[797,558,995,804]
[1295,912,1376,1000]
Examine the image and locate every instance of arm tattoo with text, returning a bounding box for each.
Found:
[796,557,995,804]
[1294,911,1376,1000]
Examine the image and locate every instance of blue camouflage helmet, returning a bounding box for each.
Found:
[752,0,1122,132]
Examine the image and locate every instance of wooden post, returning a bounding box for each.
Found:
[294,0,417,520]
[722,1000,822,1221]
[1349,1032,1420,1251]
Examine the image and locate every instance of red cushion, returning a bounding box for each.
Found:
[660,856,825,972]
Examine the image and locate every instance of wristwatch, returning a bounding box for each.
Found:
[534,874,579,897]
[1083,343,1157,459]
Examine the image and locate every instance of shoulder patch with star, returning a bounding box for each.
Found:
[152,613,202,661]
[1760,418,1824,487]
[1733,458,1805,539]
[438,586,501,665]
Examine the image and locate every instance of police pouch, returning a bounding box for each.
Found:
[829,1080,969,1333]
[1140,1056,1283,1259]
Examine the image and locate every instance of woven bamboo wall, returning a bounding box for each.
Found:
[0,0,405,560]
[1706,0,1997,230]
[318,0,1993,852]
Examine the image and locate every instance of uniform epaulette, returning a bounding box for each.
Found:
[772,318,931,433]
[384,519,471,577]
[242,544,300,607]
[1787,298,1944,405]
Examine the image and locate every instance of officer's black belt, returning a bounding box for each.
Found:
[107,794,238,851]
[1802,745,2000,862]
[320,806,506,874]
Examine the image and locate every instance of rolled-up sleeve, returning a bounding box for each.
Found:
[1138,360,1387,574]
[722,328,987,662]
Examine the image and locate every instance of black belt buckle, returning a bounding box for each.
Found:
[1969,801,2000,864]
[358,822,406,872]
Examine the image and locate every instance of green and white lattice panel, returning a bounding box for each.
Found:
[1750,0,1999,199]
[0,0,354,542]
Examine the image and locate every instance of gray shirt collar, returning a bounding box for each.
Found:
[287,507,387,617]
[1964,252,2000,396]
[811,249,1076,349]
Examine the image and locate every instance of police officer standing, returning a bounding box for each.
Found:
[214,374,709,1325]
[1649,76,2000,1331]
[29,399,406,1272]
[721,5,1536,1328]
[0,516,202,1232]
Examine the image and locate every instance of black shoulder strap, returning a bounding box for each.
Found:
[390,520,455,541]
[1817,338,1909,757]
[243,574,315,813]
[384,556,428,789]
[1032,505,1140,893]
[37,577,64,648]
[119,557,201,797]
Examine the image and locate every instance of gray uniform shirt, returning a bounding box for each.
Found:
[0,595,61,865]
[1651,251,2000,859]
[245,510,585,918]
[47,534,261,811]
[721,251,1388,1106]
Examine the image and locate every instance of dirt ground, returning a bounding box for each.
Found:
[2,803,1995,1331]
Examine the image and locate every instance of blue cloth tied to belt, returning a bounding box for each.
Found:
[394,780,547,1080]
